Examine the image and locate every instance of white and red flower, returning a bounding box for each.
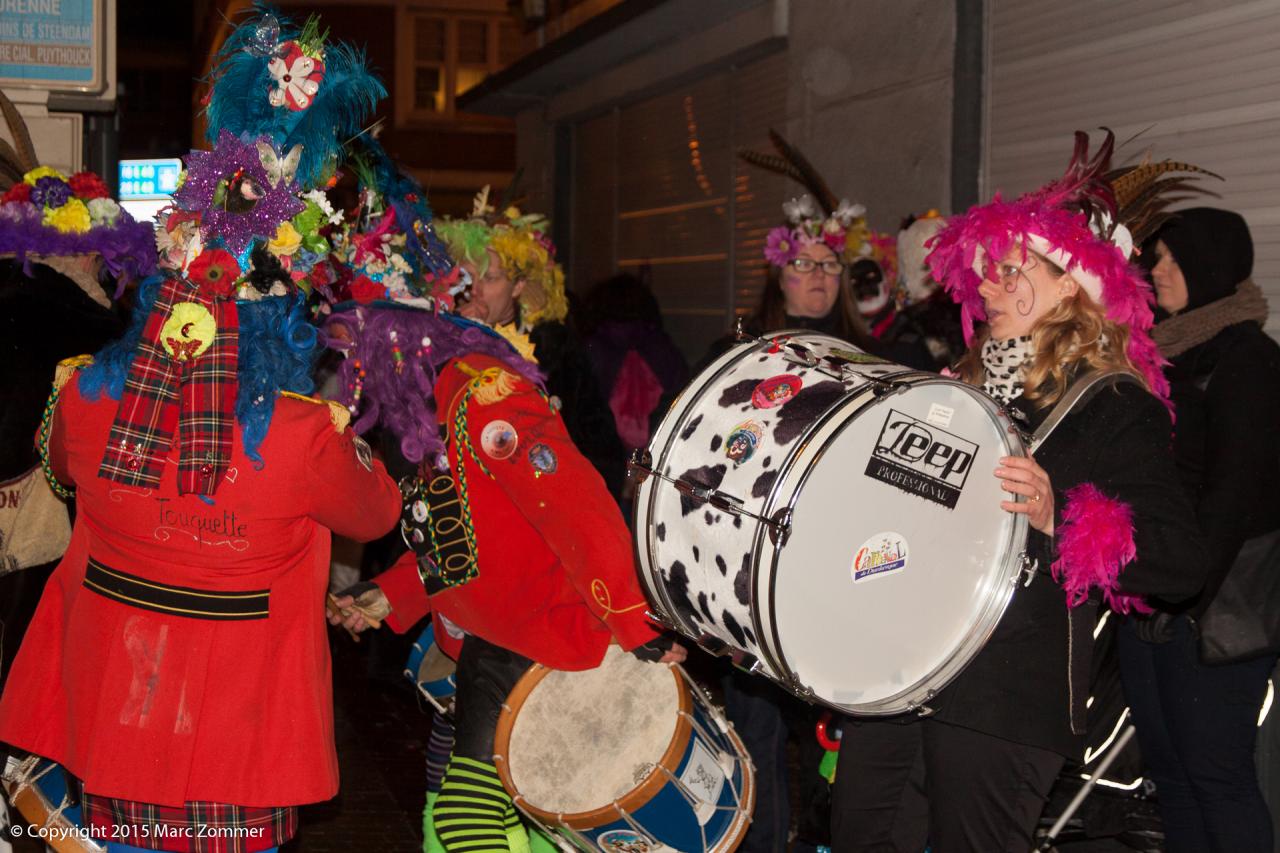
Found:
[268,41,324,111]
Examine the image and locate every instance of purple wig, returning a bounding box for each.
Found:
[324,304,543,467]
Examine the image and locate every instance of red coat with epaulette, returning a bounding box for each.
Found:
[0,367,401,808]
[377,354,658,669]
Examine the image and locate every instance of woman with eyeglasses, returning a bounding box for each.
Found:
[829,134,1208,851]
[746,223,877,350]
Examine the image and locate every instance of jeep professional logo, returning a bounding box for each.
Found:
[864,409,977,509]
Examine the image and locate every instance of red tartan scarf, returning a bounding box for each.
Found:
[98,275,239,496]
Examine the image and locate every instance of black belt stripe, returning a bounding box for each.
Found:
[83,558,270,620]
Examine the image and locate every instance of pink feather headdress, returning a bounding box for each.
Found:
[925,131,1169,403]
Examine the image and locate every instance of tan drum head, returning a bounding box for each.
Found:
[493,646,693,830]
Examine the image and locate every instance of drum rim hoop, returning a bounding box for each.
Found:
[492,655,694,829]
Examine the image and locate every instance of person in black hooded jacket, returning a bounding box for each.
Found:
[1117,207,1280,853]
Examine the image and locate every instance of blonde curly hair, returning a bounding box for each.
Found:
[956,256,1148,407]
[436,213,568,330]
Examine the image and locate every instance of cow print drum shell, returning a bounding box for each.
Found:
[634,332,1028,715]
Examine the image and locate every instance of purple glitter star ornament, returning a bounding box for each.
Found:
[174,130,305,255]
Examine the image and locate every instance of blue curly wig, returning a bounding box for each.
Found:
[80,274,317,465]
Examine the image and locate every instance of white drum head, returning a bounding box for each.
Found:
[505,646,682,814]
[769,380,1025,713]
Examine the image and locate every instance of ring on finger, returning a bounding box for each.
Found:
[1031,492,1041,503]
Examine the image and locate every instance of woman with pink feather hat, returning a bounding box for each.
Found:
[830,131,1210,852]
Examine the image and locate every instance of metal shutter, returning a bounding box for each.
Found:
[569,49,787,363]
[985,0,1280,335]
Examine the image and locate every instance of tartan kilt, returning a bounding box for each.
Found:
[82,792,296,853]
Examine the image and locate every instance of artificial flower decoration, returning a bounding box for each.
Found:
[763,226,796,267]
[322,143,457,310]
[43,198,90,233]
[186,247,242,298]
[0,165,156,300]
[268,40,325,111]
[172,130,306,255]
[68,171,110,199]
[159,301,217,362]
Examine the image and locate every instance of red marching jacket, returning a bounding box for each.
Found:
[376,354,658,669]
[0,366,401,808]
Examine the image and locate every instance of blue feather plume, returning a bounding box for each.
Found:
[205,5,386,190]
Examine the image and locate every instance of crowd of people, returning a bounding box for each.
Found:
[0,8,1277,853]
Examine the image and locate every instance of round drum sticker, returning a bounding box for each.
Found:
[852,532,909,583]
[752,374,802,408]
[480,420,518,460]
[597,828,657,853]
[725,420,763,464]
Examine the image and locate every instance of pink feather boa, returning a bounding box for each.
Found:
[1051,483,1152,614]
[925,192,1170,408]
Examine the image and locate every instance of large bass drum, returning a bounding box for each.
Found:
[632,332,1029,716]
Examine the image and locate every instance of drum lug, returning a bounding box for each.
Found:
[787,673,815,702]
[645,608,675,631]
[908,690,938,716]
[1014,552,1038,587]
[767,507,793,547]
[696,632,760,673]
[781,341,820,369]
[870,378,908,399]
[627,449,654,483]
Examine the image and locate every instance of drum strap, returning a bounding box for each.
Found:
[1029,369,1141,453]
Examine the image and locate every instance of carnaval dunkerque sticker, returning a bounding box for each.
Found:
[852,532,908,583]
[725,420,762,464]
[480,419,518,460]
[752,374,802,409]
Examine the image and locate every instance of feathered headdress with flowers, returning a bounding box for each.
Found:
[320,152,538,468]
[435,185,569,331]
[739,128,888,271]
[322,137,459,311]
[926,129,1218,402]
[87,6,384,498]
[0,92,155,306]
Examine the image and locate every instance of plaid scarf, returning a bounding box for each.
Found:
[99,275,239,496]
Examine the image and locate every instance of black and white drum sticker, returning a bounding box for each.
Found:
[865,409,977,509]
[853,531,909,582]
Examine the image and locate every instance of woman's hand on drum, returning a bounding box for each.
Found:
[631,633,688,664]
[660,642,688,664]
[995,455,1055,536]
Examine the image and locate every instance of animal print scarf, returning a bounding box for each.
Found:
[980,335,1034,405]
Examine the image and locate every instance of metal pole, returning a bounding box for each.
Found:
[1040,724,1137,850]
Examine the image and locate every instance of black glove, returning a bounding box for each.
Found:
[1132,611,1177,644]
[630,632,677,663]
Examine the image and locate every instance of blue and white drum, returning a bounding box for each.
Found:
[2,755,105,852]
[404,621,457,711]
[632,331,1029,716]
[493,645,754,852]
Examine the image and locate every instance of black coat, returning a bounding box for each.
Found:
[529,319,627,500]
[1165,321,1280,618]
[932,382,1208,757]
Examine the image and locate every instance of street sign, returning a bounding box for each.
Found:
[0,0,105,93]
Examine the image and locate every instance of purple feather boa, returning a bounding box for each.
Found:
[926,193,1169,406]
[324,304,542,467]
[1051,482,1152,615]
[0,202,157,296]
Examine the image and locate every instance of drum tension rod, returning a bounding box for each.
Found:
[628,451,794,545]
